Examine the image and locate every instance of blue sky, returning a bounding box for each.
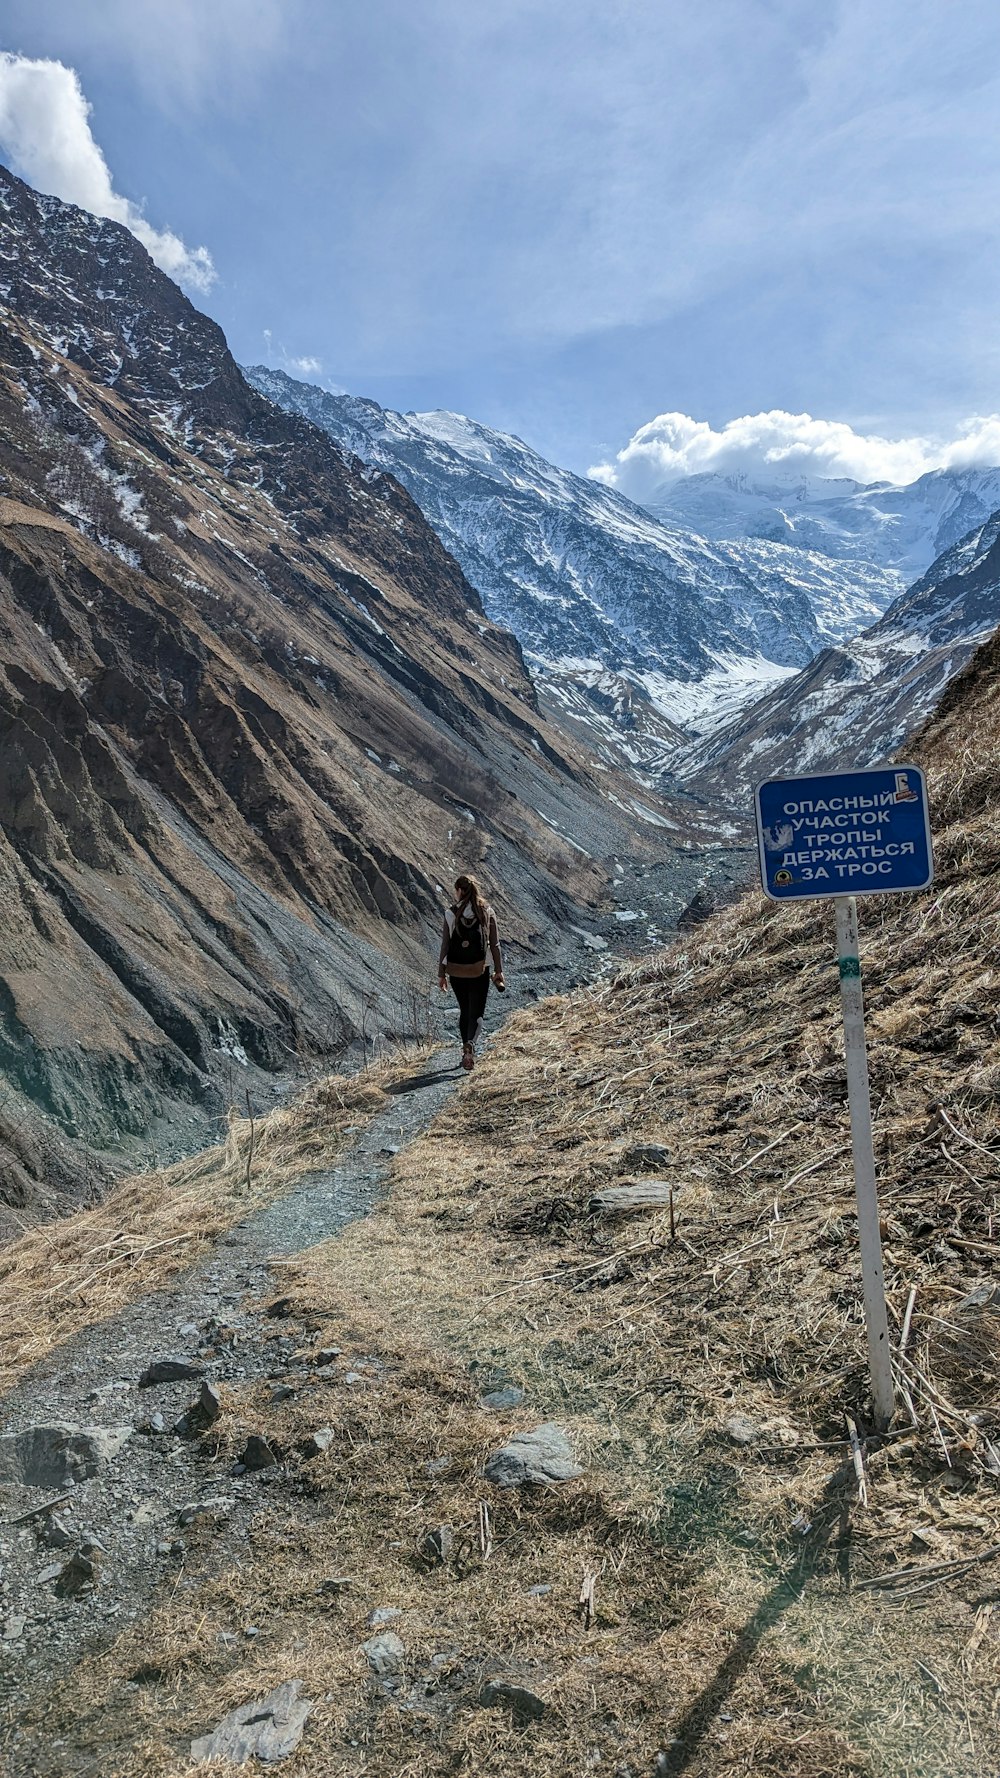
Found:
[1,0,999,482]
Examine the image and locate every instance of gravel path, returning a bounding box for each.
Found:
[0,1050,464,1765]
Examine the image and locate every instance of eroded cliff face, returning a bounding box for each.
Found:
[0,165,693,1225]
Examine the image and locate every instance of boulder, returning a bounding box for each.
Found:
[0,1423,132,1488]
[190,1680,312,1764]
[484,1424,581,1488]
[138,1357,204,1387]
[363,1631,405,1675]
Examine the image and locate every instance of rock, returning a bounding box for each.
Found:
[480,1680,546,1722]
[723,1415,760,1447]
[480,1386,524,1412]
[174,1381,222,1437]
[484,1424,582,1488]
[177,1322,201,1338]
[2,1615,27,1641]
[0,1424,133,1488]
[178,1497,236,1527]
[343,1371,363,1385]
[367,1606,402,1627]
[241,1435,278,1471]
[140,1413,167,1436]
[424,1456,451,1477]
[623,1142,671,1170]
[418,1525,454,1566]
[39,1513,75,1549]
[364,1631,405,1675]
[55,1551,98,1597]
[264,1297,294,1318]
[36,1563,63,1585]
[527,1583,553,1597]
[300,1427,333,1459]
[317,1576,352,1596]
[138,1356,204,1388]
[269,1385,296,1404]
[957,1282,1000,1313]
[190,1679,312,1764]
[315,1348,341,1365]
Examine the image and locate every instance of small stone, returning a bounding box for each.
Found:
[174,1382,222,1438]
[418,1525,454,1566]
[301,1427,334,1459]
[39,1513,75,1549]
[480,1681,546,1722]
[241,1435,278,1471]
[178,1497,236,1527]
[723,1415,759,1446]
[190,1680,312,1764]
[2,1615,27,1641]
[199,1382,222,1424]
[55,1551,98,1597]
[527,1583,553,1597]
[480,1386,524,1412]
[315,1348,341,1365]
[484,1424,582,1488]
[270,1385,296,1404]
[139,1357,204,1388]
[424,1455,451,1477]
[364,1631,405,1675]
[344,1372,363,1386]
[264,1297,294,1319]
[141,1413,167,1436]
[177,1323,200,1338]
[317,1576,352,1596]
[367,1606,402,1627]
[36,1563,63,1585]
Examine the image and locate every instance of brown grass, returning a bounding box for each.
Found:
[0,1050,430,1394]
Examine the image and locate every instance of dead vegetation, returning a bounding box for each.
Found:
[0,1052,427,1394]
[6,646,1000,1775]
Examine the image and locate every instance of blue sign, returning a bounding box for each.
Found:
[755,764,934,901]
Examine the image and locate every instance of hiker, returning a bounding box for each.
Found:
[438,873,505,1070]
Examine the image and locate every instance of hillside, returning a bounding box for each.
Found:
[1,557,996,1773]
[245,369,905,762]
[0,164,727,1224]
[677,510,1000,802]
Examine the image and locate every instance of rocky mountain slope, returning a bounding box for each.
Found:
[644,461,1000,587]
[0,163,714,1223]
[245,371,906,761]
[677,507,1000,803]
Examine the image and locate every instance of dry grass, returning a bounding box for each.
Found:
[0,1049,430,1394]
[9,647,1000,1775]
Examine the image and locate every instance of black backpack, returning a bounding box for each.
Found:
[447,907,487,966]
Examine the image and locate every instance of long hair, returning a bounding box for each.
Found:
[453,873,489,930]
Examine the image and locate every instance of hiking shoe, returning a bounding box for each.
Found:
[462,1044,474,1071]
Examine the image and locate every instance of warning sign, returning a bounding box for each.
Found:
[755,764,933,901]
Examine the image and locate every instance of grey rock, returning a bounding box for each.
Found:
[0,1423,133,1488]
[624,1141,671,1170]
[315,1348,341,1365]
[199,1381,223,1424]
[317,1576,352,1596]
[241,1435,278,1471]
[367,1606,402,1627]
[527,1583,553,1597]
[424,1456,450,1477]
[2,1614,27,1640]
[480,1680,546,1721]
[344,1371,363,1385]
[36,1563,63,1585]
[139,1356,204,1388]
[419,1524,454,1566]
[178,1497,236,1527]
[39,1513,75,1549]
[177,1322,201,1337]
[55,1551,98,1597]
[958,1282,1000,1314]
[480,1386,524,1412]
[301,1427,333,1459]
[723,1414,759,1446]
[141,1413,168,1436]
[190,1679,312,1764]
[269,1385,296,1404]
[484,1424,582,1488]
[363,1631,405,1675]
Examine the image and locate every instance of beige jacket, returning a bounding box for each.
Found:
[439,904,503,979]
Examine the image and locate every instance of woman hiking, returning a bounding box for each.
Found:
[438,874,505,1070]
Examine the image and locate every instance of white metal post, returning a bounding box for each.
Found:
[834,895,894,1430]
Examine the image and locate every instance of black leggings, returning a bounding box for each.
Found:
[451,973,490,1045]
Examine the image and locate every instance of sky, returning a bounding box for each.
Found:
[1,0,1000,487]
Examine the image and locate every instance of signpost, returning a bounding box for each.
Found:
[754,764,934,1431]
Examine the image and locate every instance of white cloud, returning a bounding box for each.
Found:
[590,410,1000,496]
[290,355,322,376]
[0,54,215,291]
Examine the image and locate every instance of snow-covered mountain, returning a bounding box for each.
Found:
[677,510,1000,804]
[646,465,1000,587]
[245,370,904,761]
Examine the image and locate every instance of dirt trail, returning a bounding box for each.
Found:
[0,1052,462,1768]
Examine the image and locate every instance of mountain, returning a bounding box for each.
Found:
[676,508,1000,803]
[645,463,1000,587]
[245,371,906,760]
[0,163,705,1222]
